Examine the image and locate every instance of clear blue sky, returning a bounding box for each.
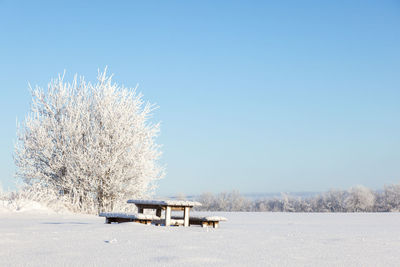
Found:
[0,1,399,196]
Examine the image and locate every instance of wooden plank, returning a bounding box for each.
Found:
[171,219,184,226]
[156,208,162,217]
[184,207,190,227]
[165,206,171,226]
[134,204,165,210]
[107,217,134,224]
[102,214,157,225]
[171,207,185,211]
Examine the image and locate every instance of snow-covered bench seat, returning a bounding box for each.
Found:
[171,216,227,228]
[189,216,227,228]
[99,212,160,225]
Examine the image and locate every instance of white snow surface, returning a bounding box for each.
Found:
[1,211,400,266]
[172,215,228,221]
[191,215,227,221]
[127,199,202,207]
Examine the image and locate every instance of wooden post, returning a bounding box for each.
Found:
[165,206,171,226]
[156,208,162,217]
[183,207,190,227]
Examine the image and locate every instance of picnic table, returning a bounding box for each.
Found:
[127,199,202,227]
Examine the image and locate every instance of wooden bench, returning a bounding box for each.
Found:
[172,216,227,228]
[99,212,160,225]
[189,216,227,228]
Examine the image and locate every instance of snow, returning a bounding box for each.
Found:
[179,215,227,221]
[1,211,400,266]
[127,199,202,207]
[0,199,61,214]
[196,215,227,221]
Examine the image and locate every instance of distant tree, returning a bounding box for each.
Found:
[308,190,345,212]
[281,193,295,212]
[269,198,284,212]
[382,184,400,212]
[345,186,375,212]
[197,192,216,211]
[373,190,388,212]
[215,192,230,211]
[309,194,328,212]
[254,200,269,212]
[226,190,251,211]
[292,197,312,212]
[194,184,400,213]
[326,189,347,212]
[196,191,251,211]
[14,69,164,213]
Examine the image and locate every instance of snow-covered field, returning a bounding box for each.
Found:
[1,210,399,266]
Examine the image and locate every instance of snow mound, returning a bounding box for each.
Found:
[0,199,59,214]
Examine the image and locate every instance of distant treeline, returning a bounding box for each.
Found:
[194,184,400,212]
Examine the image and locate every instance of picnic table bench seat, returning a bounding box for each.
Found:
[171,215,227,228]
[99,212,160,225]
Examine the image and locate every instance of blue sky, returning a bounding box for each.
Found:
[0,1,399,195]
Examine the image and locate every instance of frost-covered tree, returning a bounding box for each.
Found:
[14,69,164,213]
[382,184,400,212]
[197,192,215,211]
[281,193,295,212]
[196,191,251,211]
[225,190,251,211]
[345,185,375,212]
[193,184,400,212]
[323,189,347,212]
[310,189,347,212]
